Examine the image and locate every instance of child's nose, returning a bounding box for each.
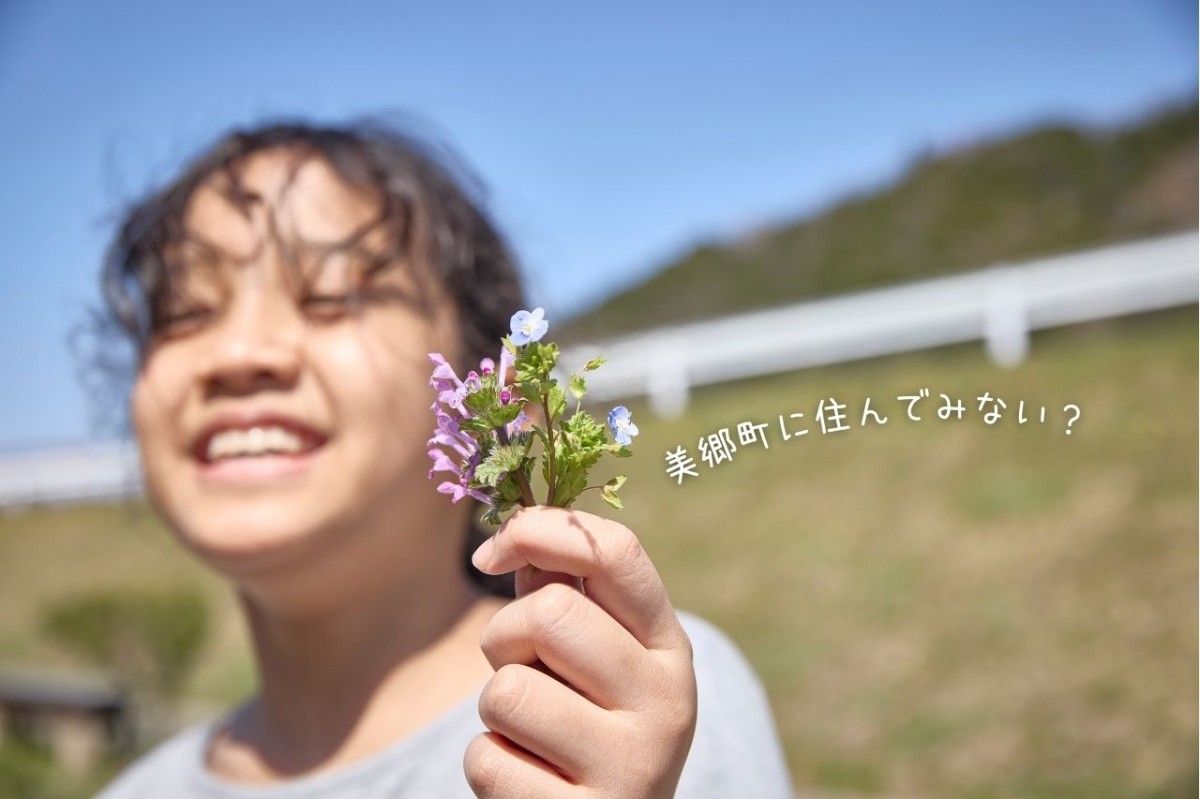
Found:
[199,287,303,396]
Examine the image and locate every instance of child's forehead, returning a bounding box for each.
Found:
[180,148,385,263]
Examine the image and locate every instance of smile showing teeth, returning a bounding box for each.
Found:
[206,427,308,461]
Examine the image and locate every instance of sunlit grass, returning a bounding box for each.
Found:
[601,308,1197,798]
[0,308,1194,798]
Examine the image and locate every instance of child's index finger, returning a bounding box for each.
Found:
[473,506,689,654]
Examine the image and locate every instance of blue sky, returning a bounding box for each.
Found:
[0,0,1194,448]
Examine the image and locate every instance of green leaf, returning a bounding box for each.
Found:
[551,468,589,507]
[518,380,544,403]
[486,402,524,428]
[563,410,604,443]
[473,462,504,488]
[547,384,567,421]
[568,374,586,401]
[497,472,524,504]
[582,356,606,372]
[601,474,626,509]
[459,416,495,435]
[515,341,559,383]
[491,444,526,471]
[565,447,603,472]
[475,444,525,487]
[538,341,560,368]
[462,384,499,415]
[502,336,518,355]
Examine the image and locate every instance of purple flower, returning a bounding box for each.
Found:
[440,384,469,415]
[607,406,639,446]
[428,429,474,459]
[480,358,495,376]
[437,479,490,504]
[427,351,496,505]
[506,409,533,437]
[500,389,511,405]
[428,353,461,388]
[427,448,458,478]
[509,307,549,346]
[498,346,515,388]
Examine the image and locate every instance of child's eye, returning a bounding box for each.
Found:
[155,307,215,337]
[299,292,359,320]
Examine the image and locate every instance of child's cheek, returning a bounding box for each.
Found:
[319,322,432,434]
[131,354,188,442]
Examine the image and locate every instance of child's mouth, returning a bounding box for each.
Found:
[192,415,329,483]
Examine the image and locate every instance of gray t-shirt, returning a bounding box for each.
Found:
[95,611,793,798]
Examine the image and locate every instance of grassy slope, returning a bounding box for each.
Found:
[0,309,1195,798]
[562,102,1197,343]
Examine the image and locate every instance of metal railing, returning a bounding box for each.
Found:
[559,231,1198,415]
[0,231,1195,508]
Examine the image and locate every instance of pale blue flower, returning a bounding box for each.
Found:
[509,307,549,345]
[607,405,639,446]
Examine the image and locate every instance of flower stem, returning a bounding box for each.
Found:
[496,411,538,507]
[542,394,557,505]
[516,470,537,507]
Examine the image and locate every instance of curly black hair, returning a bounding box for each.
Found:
[98,117,525,597]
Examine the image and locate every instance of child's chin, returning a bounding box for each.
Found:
[176,505,337,567]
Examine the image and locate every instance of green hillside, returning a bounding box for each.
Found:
[0,308,1195,799]
[563,100,1197,341]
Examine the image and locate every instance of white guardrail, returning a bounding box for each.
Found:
[560,231,1198,415]
[0,231,1195,508]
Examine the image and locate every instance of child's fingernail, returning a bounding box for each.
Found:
[472,536,496,571]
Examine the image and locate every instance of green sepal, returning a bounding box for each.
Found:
[568,374,586,401]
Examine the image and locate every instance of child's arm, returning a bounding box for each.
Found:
[465,505,698,798]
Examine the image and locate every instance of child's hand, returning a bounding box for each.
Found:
[465,506,698,799]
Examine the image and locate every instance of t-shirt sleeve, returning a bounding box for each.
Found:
[674,611,795,799]
[91,724,209,799]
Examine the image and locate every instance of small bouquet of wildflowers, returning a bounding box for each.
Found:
[427,307,636,526]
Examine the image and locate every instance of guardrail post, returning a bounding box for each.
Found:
[984,268,1029,367]
[648,339,689,417]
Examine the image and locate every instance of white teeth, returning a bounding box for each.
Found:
[206,426,306,461]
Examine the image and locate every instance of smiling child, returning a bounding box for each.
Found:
[92,119,793,799]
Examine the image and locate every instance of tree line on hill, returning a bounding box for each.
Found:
[562,99,1197,341]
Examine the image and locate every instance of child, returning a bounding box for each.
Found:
[92,119,793,798]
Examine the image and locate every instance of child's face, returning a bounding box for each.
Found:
[132,148,465,579]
